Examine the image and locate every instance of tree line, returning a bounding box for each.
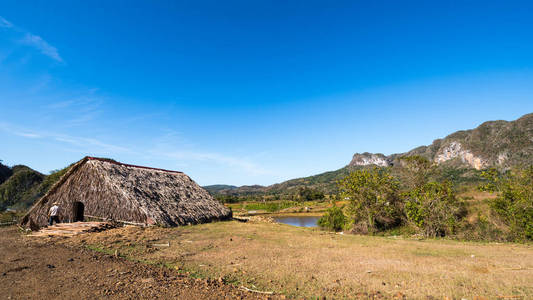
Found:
[319,155,533,242]
[215,186,325,204]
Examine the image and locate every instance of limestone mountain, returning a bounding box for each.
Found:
[350,112,533,170]
[208,112,533,196]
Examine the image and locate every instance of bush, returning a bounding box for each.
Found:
[318,206,346,231]
[396,155,435,189]
[215,194,241,204]
[404,181,466,237]
[339,168,402,234]
[455,213,506,242]
[479,167,533,241]
[296,187,325,202]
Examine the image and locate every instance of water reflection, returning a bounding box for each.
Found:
[273,216,320,228]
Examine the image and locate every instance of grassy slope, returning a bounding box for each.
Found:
[265,166,355,194]
[0,166,44,211]
[68,221,533,299]
[0,164,72,211]
[0,162,12,185]
[206,166,357,196]
[202,185,238,193]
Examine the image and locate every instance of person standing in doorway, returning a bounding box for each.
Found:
[48,202,61,226]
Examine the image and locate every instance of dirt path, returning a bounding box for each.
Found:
[0,227,276,300]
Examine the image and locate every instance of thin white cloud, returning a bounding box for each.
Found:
[48,100,77,109]
[0,122,131,155]
[54,135,131,154]
[21,33,63,62]
[0,16,13,28]
[157,150,270,176]
[148,131,270,176]
[2,121,260,175]
[46,95,104,126]
[0,16,63,62]
[0,122,42,139]
[17,132,41,138]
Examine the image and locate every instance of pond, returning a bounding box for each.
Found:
[273,215,320,228]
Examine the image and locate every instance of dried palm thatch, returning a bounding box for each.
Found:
[21,157,232,229]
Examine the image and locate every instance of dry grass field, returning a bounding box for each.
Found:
[64,219,533,299]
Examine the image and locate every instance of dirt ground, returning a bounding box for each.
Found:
[0,226,276,300]
[55,220,533,299]
[3,220,532,299]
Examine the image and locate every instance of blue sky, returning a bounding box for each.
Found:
[1,1,533,186]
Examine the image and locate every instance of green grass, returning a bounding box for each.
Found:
[0,211,24,224]
[243,201,298,212]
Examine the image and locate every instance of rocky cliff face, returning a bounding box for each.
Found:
[349,153,392,167]
[349,113,533,170]
[434,141,487,169]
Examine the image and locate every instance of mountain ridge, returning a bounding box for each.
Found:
[350,112,533,170]
[205,112,533,195]
[0,162,72,211]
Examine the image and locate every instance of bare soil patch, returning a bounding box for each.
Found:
[0,226,275,299]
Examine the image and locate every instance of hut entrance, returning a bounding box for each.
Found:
[72,202,84,222]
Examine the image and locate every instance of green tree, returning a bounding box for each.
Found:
[404,181,464,237]
[318,206,346,231]
[479,167,533,241]
[338,168,401,234]
[215,194,241,204]
[297,187,325,202]
[397,155,435,189]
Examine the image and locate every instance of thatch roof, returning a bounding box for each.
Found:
[21,157,231,228]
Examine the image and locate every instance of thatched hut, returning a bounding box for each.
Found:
[21,157,231,228]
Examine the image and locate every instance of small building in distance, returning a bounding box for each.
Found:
[21,157,232,228]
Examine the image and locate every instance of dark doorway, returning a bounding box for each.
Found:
[72,202,84,222]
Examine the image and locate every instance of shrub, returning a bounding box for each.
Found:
[215,194,241,204]
[404,181,465,237]
[455,213,506,242]
[397,155,435,189]
[479,167,533,241]
[318,206,346,231]
[295,187,325,202]
[338,168,402,234]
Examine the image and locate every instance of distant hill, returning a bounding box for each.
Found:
[5,113,533,205]
[207,166,360,196]
[0,162,12,185]
[211,112,533,196]
[0,165,44,211]
[264,166,355,194]
[0,163,72,211]
[203,185,238,194]
[204,184,268,196]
